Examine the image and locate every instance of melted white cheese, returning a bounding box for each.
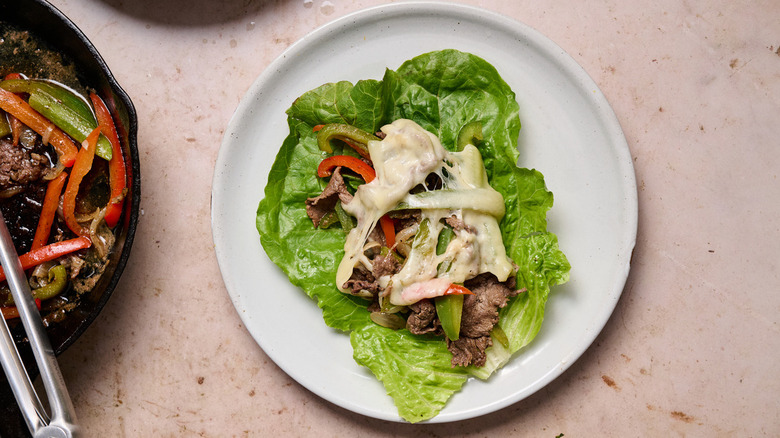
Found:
[337,119,514,306]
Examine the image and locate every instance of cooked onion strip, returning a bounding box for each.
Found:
[40,123,54,146]
[395,222,419,244]
[369,312,406,330]
[88,207,109,258]
[0,186,23,199]
[43,159,65,181]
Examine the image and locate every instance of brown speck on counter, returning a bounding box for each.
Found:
[602,375,620,391]
[671,411,695,423]
[197,376,205,385]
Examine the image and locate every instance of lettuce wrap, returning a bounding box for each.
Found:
[256,49,570,422]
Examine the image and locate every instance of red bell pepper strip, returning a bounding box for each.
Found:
[10,115,22,146]
[0,236,91,283]
[31,172,68,250]
[443,284,474,296]
[63,127,99,237]
[1,306,20,319]
[3,74,24,146]
[379,215,396,248]
[1,299,41,320]
[90,93,126,228]
[317,155,376,182]
[316,155,399,246]
[0,87,78,167]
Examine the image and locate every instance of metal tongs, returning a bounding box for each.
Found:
[0,211,78,437]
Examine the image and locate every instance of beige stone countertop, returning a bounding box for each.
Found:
[34,0,780,436]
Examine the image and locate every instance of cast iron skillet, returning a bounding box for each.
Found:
[0,0,140,435]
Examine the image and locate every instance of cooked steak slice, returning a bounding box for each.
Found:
[460,273,521,338]
[305,167,353,228]
[406,299,441,335]
[0,137,48,188]
[446,273,524,367]
[444,214,475,233]
[343,266,379,294]
[447,335,492,367]
[372,252,400,279]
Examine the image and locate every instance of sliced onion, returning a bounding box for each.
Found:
[362,240,381,254]
[40,124,54,146]
[28,261,57,289]
[19,127,38,149]
[88,207,109,258]
[369,312,406,330]
[0,186,24,199]
[43,159,65,181]
[395,222,419,244]
[75,209,100,223]
[395,242,411,258]
[351,289,374,299]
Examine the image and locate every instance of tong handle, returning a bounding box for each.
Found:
[0,212,78,437]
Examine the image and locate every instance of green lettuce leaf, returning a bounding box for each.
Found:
[256,49,570,422]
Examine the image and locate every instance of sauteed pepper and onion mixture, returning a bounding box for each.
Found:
[0,74,127,322]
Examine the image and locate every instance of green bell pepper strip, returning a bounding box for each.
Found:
[0,111,10,138]
[433,224,464,340]
[436,225,455,275]
[334,201,354,232]
[456,121,483,151]
[435,294,464,341]
[31,264,68,300]
[27,90,112,160]
[316,123,379,159]
[318,210,339,229]
[0,79,94,123]
[436,226,455,255]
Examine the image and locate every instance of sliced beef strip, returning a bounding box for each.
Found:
[388,209,421,232]
[305,166,353,228]
[445,273,524,367]
[444,214,476,233]
[344,279,379,295]
[459,273,521,338]
[406,299,442,335]
[0,137,48,189]
[448,335,492,368]
[343,266,379,295]
[367,221,385,247]
[372,252,400,279]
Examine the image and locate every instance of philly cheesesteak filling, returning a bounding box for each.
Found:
[306,119,525,367]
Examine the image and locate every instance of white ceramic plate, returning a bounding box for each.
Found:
[212,2,637,423]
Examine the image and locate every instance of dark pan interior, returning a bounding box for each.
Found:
[0,0,141,434]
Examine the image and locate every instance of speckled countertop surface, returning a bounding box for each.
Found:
[30,0,780,436]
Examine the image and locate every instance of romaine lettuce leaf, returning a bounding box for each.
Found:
[256,49,570,422]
